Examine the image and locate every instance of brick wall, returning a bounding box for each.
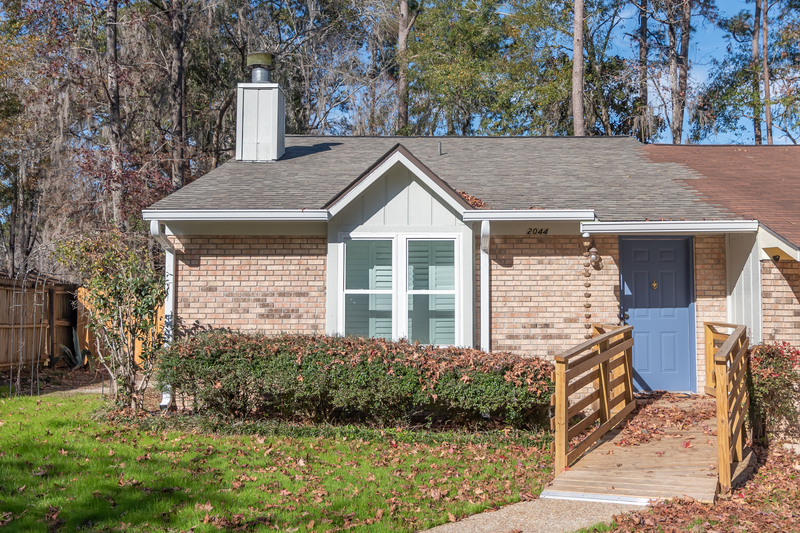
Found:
[476,235,621,361]
[693,235,728,391]
[477,234,727,392]
[171,236,326,332]
[762,260,800,345]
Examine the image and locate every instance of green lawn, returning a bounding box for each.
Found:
[0,395,553,532]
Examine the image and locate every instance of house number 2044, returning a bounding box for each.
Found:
[526,228,549,235]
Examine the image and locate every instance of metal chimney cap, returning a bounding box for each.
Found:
[247,52,276,70]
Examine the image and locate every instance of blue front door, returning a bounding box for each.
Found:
[620,238,694,392]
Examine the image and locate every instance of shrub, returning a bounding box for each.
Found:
[156,332,553,428]
[748,341,800,443]
[57,231,165,411]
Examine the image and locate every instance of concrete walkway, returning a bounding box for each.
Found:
[424,499,640,533]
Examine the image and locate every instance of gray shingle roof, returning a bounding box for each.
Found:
[147,136,737,222]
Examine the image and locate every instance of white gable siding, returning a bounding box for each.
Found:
[333,163,463,229]
[325,162,475,346]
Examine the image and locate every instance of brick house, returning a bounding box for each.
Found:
[143,73,800,394]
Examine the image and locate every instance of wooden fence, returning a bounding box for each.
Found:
[75,288,165,365]
[705,322,750,492]
[0,277,76,369]
[552,324,637,474]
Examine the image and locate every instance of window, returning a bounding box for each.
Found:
[343,240,393,339]
[407,240,455,345]
[342,237,458,345]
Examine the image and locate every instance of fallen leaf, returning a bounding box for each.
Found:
[195,502,213,512]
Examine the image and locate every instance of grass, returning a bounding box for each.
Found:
[0,395,554,532]
[572,522,618,532]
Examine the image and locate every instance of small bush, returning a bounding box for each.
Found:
[749,341,800,443]
[156,332,553,428]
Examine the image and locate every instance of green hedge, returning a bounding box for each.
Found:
[156,332,553,428]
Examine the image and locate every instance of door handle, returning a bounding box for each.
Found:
[620,313,629,320]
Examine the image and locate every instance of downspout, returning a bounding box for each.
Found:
[150,220,176,410]
[480,220,491,352]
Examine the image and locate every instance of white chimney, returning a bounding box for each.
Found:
[235,52,285,162]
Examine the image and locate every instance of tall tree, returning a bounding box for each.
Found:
[752,0,763,144]
[106,0,124,227]
[145,0,188,188]
[170,0,187,187]
[483,0,640,137]
[635,0,651,142]
[572,0,586,136]
[397,0,421,133]
[407,0,504,135]
[762,0,773,144]
[657,0,694,144]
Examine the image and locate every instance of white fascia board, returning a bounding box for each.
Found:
[463,209,595,222]
[141,209,330,221]
[758,224,800,261]
[327,152,466,218]
[581,220,760,234]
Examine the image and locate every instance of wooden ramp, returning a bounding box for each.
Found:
[541,397,719,505]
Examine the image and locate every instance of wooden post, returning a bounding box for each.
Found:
[48,289,55,367]
[623,330,635,405]
[705,323,715,392]
[554,359,569,475]
[716,354,732,492]
[598,337,610,423]
[733,335,745,463]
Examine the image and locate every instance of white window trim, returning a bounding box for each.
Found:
[338,232,463,346]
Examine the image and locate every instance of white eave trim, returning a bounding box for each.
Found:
[463,209,595,222]
[141,209,330,221]
[581,220,760,234]
[758,224,800,261]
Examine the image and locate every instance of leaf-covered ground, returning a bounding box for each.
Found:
[0,395,553,532]
[614,394,717,447]
[609,445,800,532]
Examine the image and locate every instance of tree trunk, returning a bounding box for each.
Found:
[211,90,235,168]
[676,0,691,143]
[667,0,690,145]
[368,23,378,136]
[762,0,773,145]
[169,0,186,188]
[751,0,762,145]
[107,0,123,228]
[638,0,648,142]
[667,10,679,143]
[572,0,585,136]
[397,0,412,133]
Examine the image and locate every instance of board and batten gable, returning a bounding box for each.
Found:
[325,161,475,346]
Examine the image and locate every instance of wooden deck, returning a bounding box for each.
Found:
[541,396,720,505]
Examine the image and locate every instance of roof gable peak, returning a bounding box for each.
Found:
[324,143,473,217]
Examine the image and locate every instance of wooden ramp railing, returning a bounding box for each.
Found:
[552,325,636,474]
[705,323,750,492]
